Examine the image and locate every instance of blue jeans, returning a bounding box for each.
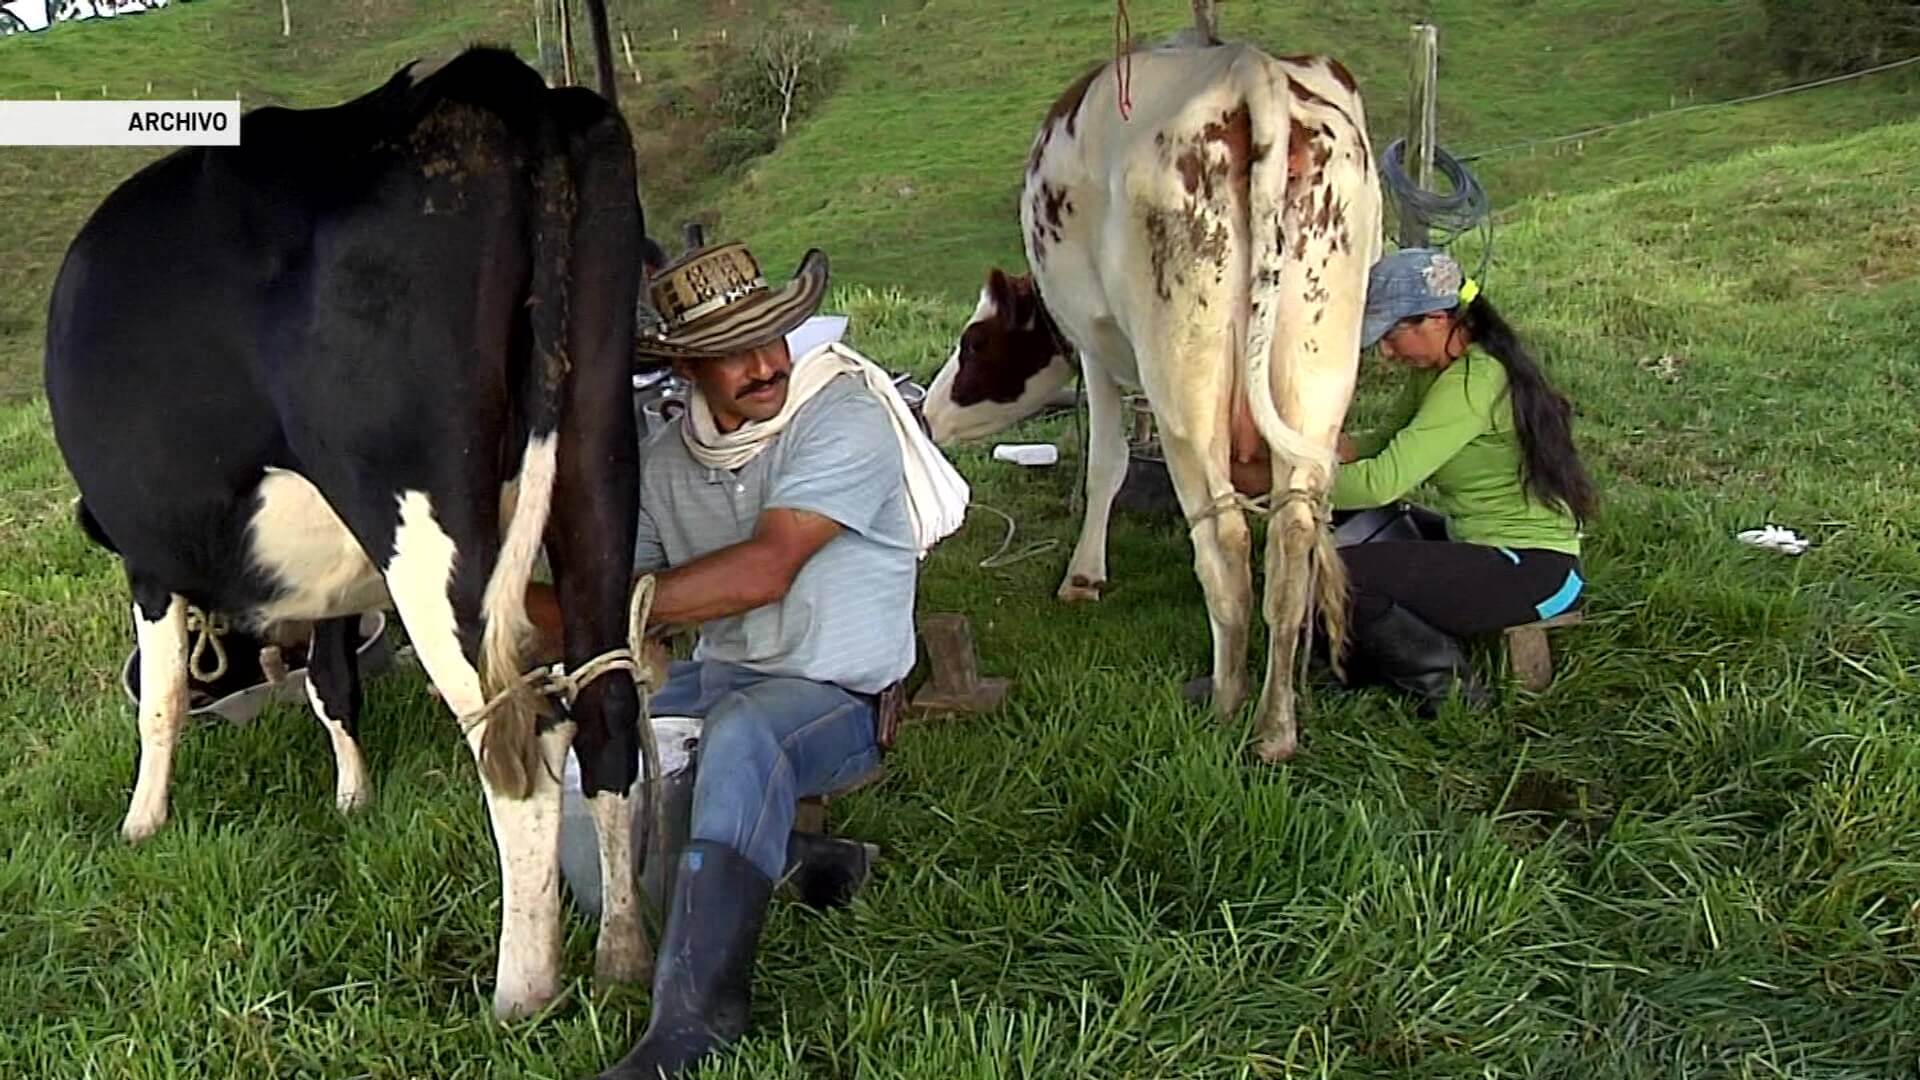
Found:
[650,659,883,881]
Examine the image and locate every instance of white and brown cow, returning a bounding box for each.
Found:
[923,37,1382,762]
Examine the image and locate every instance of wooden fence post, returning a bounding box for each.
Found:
[1400,22,1438,248]
[1190,0,1215,40]
[556,0,576,87]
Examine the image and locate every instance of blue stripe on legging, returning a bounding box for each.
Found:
[1535,569,1584,619]
[1498,547,1521,564]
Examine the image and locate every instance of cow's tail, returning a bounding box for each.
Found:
[476,113,576,801]
[1238,56,1348,665]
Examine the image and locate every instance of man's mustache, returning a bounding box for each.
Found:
[737,371,787,399]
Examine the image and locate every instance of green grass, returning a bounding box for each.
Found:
[4,0,1920,1075]
[5,124,1920,1074]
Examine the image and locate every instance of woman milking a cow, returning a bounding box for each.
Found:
[1231,247,1597,714]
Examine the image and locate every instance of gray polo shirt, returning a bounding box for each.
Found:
[632,375,917,694]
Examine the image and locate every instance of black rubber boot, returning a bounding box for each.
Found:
[1346,599,1491,716]
[592,841,774,1080]
[781,831,878,910]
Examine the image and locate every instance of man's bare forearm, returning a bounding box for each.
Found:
[638,540,788,626]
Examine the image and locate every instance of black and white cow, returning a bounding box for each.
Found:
[44,44,654,1021]
[922,37,1383,762]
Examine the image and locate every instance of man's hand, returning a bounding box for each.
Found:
[642,637,673,687]
[1336,433,1358,464]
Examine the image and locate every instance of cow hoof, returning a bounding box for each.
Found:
[594,943,653,987]
[1057,575,1105,603]
[492,981,559,1024]
[121,811,166,844]
[334,784,372,815]
[1253,733,1298,764]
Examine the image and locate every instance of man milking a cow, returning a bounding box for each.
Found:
[525,240,966,1079]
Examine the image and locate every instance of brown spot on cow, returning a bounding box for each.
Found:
[1146,202,1231,302]
[1311,126,1334,171]
[1325,57,1359,92]
[1289,80,1331,108]
[1049,61,1104,139]
[1026,125,1055,177]
[1174,147,1219,202]
[1287,119,1314,183]
[1287,78,1363,142]
[1040,183,1074,232]
[1144,212,1175,301]
[1027,60,1105,174]
[1027,184,1071,266]
[1201,103,1263,190]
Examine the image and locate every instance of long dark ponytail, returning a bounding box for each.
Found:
[1458,294,1598,525]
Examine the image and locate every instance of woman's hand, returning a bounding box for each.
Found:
[1336,433,1358,463]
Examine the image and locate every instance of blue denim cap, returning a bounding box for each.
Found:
[1360,247,1471,349]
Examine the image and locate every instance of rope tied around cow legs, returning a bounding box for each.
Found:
[456,575,670,934]
[1185,486,1331,537]
[186,607,230,683]
[458,574,661,739]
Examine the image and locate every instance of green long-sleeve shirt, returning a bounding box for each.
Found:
[1331,349,1581,556]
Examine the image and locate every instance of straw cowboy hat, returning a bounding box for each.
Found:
[637,240,830,360]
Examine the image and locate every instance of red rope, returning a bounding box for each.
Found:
[1114,0,1133,120]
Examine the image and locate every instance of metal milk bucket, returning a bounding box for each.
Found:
[557,715,703,917]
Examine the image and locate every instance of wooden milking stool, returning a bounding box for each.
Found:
[910,612,1011,715]
[792,612,1007,843]
[1502,611,1584,691]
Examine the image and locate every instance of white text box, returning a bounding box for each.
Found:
[0,100,242,146]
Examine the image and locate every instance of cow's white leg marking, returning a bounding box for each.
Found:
[384,490,569,1023]
[123,594,189,843]
[303,675,370,814]
[587,783,650,984]
[1059,358,1130,603]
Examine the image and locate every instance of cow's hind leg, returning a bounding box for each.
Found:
[1132,324,1254,720]
[382,491,572,1022]
[1058,356,1130,603]
[123,583,189,842]
[546,85,651,989]
[304,616,370,813]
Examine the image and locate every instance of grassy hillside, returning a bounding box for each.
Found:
[686,0,1920,297]
[6,0,1918,397]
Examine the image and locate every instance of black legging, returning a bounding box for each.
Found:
[1337,509,1584,638]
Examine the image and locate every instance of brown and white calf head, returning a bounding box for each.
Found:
[923,268,1075,446]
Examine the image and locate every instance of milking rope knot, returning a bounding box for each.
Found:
[1185,487,1331,537]
[458,574,661,738]
[185,607,230,684]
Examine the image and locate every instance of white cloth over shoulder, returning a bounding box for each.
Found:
[680,341,969,558]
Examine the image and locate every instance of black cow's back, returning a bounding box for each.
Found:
[44,47,557,619]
